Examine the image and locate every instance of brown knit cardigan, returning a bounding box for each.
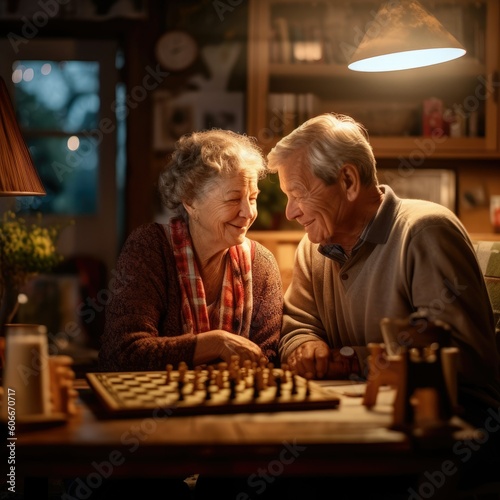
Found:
[98,223,283,371]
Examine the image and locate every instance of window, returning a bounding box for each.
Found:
[0,39,124,277]
[13,60,100,215]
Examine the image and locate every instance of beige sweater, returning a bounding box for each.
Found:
[280,185,500,408]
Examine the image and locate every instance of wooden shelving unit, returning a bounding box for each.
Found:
[247,0,500,158]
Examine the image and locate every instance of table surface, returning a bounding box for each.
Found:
[9,380,479,480]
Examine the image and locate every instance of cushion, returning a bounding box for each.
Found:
[471,240,500,334]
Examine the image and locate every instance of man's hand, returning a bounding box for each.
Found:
[285,340,330,379]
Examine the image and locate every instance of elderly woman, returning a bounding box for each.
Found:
[98,129,283,373]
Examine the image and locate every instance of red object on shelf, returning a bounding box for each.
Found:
[422,98,444,137]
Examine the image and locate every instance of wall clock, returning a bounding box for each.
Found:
[155,30,198,72]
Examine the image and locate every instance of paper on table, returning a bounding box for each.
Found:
[315,381,367,397]
[313,381,391,398]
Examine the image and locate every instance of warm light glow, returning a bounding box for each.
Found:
[22,67,34,82]
[67,136,80,151]
[17,293,28,305]
[348,47,466,72]
[293,41,322,63]
[11,68,23,84]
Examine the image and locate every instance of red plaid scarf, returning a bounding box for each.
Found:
[167,218,253,337]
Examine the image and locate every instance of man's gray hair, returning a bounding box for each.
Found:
[267,113,378,186]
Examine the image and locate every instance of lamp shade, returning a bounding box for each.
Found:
[0,76,46,196]
[348,0,466,72]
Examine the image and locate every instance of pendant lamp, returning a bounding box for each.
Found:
[348,0,466,72]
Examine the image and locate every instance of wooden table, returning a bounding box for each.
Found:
[8,380,478,498]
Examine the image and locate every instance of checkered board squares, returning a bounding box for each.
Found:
[86,368,340,417]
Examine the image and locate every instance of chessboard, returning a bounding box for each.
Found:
[86,360,340,417]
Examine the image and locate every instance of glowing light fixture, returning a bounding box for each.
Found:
[348,0,466,72]
[0,75,46,196]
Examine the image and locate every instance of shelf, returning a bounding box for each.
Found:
[371,137,498,159]
[247,0,500,159]
[269,61,489,103]
[258,135,499,159]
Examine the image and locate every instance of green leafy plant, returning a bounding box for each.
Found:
[0,210,65,289]
[254,173,302,230]
[254,173,288,230]
[0,210,71,328]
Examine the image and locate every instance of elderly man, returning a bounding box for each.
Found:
[267,113,500,417]
[267,110,500,500]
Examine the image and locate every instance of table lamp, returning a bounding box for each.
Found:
[348,0,466,72]
[0,75,46,195]
[0,74,46,346]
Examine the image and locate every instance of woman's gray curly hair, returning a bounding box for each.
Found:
[158,129,267,216]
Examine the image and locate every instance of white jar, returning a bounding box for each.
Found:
[1,324,51,420]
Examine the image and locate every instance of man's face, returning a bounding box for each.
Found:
[277,160,350,245]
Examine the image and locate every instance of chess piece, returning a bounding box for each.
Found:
[204,377,211,401]
[255,367,264,391]
[291,372,298,395]
[259,357,267,370]
[194,366,202,391]
[229,378,237,401]
[178,380,185,401]
[48,355,78,416]
[267,363,276,387]
[165,364,173,383]
[252,372,260,399]
[362,343,408,427]
[304,372,312,398]
[216,369,224,389]
[243,359,251,376]
[178,362,187,383]
[275,375,282,399]
[281,364,289,384]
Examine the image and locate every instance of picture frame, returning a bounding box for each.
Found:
[153,90,244,151]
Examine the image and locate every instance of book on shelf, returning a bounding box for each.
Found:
[270,15,324,64]
[273,17,292,64]
[267,93,320,137]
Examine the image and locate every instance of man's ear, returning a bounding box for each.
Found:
[341,163,361,201]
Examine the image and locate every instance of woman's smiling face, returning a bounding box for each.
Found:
[188,171,260,254]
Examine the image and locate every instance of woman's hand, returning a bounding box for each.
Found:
[194,329,266,366]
